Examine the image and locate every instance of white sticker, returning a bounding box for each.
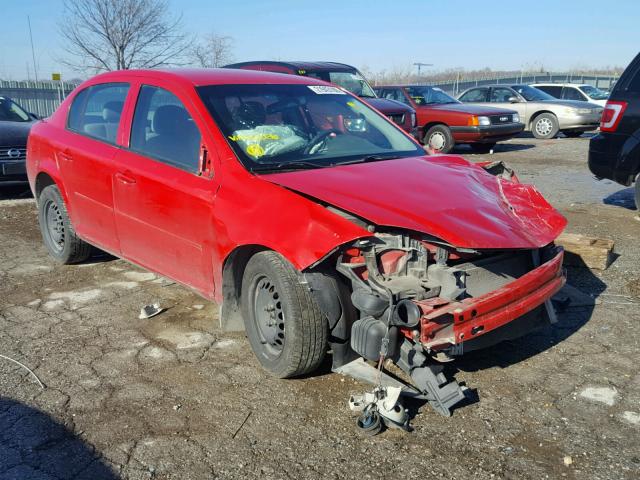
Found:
[307,85,346,95]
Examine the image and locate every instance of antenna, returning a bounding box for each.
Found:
[28,15,38,82]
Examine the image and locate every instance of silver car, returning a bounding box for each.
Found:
[458,84,603,138]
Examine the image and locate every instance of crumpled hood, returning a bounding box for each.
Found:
[262,155,566,250]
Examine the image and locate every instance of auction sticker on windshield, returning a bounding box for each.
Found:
[308,85,345,95]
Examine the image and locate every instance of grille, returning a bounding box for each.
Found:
[0,146,27,161]
[489,114,515,125]
[387,113,405,125]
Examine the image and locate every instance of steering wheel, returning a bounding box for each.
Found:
[303,129,342,155]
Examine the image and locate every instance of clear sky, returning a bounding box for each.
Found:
[1,0,638,81]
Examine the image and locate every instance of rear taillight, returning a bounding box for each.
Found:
[600,101,627,132]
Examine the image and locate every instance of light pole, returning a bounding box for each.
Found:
[413,62,434,76]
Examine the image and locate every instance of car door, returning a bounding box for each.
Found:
[58,82,130,253]
[488,87,527,119]
[562,86,588,102]
[111,82,218,294]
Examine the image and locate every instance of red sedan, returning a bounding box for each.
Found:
[27,69,566,416]
[375,85,524,153]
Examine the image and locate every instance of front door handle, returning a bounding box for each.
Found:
[115,171,136,185]
[58,151,73,163]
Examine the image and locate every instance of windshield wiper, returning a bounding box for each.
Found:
[332,154,401,166]
[251,160,324,173]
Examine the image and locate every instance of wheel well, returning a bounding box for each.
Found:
[219,245,267,331]
[421,122,448,141]
[34,172,56,199]
[529,110,556,129]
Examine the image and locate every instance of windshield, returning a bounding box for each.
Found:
[306,71,377,98]
[580,85,609,100]
[0,97,31,122]
[197,84,422,173]
[511,85,555,102]
[405,86,458,105]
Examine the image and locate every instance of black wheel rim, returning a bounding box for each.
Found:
[252,275,285,358]
[43,199,65,253]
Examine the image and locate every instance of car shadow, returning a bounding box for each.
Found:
[451,261,605,373]
[603,186,637,210]
[0,184,32,201]
[0,398,118,479]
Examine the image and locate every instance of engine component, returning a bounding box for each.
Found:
[349,386,410,434]
[392,299,421,327]
[351,288,388,317]
[350,317,398,361]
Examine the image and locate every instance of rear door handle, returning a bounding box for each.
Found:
[115,171,136,185]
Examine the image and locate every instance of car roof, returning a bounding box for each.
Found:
[224,61,358,73]
[82,68,329,87]
[531,83,590,87]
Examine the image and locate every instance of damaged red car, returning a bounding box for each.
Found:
[26,69,567,416]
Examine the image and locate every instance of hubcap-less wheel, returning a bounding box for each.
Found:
[43,199,65,253]
[535,117,554,137]
[252,275,285,358]
[428,132,446,151]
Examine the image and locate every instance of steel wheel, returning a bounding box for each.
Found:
[43,198,65,253]
[252,275,286,359]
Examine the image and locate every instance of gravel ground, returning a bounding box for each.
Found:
[1,134,639,480]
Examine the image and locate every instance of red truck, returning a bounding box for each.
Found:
[224,61,417,136]
[375,85,524,153]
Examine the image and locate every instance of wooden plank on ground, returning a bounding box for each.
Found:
[556,232,615,270]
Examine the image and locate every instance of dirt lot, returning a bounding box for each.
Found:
[1,134,639,480]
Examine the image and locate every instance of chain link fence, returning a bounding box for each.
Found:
[0,80,80,118]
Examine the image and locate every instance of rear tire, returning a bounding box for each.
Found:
[241,251,328,378]
[470,143,496,153]
[423,124,454,153]
[38,185,92,264]
[531,113,559,139]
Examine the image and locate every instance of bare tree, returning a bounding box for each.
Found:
[59,0,191,72]
[191,33,235,68]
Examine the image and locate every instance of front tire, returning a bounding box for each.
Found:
[531,113,559,139]
[423,124,454,153]
[38,185,92,264]
[241,251,328,378]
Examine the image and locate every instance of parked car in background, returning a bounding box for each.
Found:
[0,96,37,184]
[224,61,416,135]
[532,83,609,107]
[375,85,524,153]
[589,52,640,209]
[27,68,567,416]
[458,84,603,139]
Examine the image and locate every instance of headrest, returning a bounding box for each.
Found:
[233,101,266,129]
[152,105,189,135]
[102,101,124,122]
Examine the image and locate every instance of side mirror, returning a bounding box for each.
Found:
[508,96,520,103]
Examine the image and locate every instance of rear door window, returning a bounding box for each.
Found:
[562,87,586,101]
[459,88,489,102]
[130,85,202,172]
[490,88,516,103]
[538,85,562,98]
[67,83,129,144]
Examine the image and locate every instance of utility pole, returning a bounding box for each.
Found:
[28,15,38,82]
[413,62,434,77]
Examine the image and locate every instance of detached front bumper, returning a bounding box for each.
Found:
[414,248,565,351]
[450,123,525,143]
